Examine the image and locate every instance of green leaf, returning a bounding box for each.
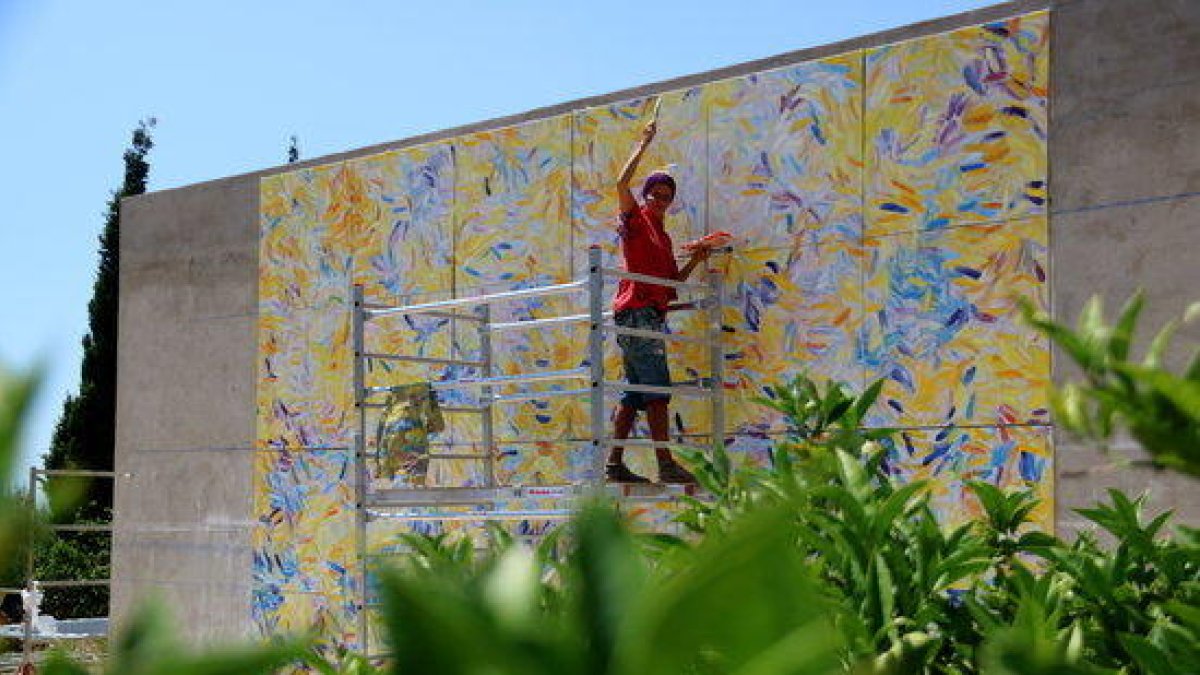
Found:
[851,378,886,424]
[1184,301,1200,325]
[1145,318,1181,368]
[834,448,871,500]
[728,625,849,675]
[1119,362,1200,418]
[572,500,648,674]
[618,504,842,674]
[966,480,1006,527]
[1184,348,1200,383]
[1077,295,1106,344]
[1118,632,1175,675]
[874,552,896,635]
[0,363,41,485]
[874,480,928,541]
[825,398,852,426]
[1109,290,1145,362]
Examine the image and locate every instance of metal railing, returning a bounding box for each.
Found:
[349,244,726,657]
[6,468,114,669]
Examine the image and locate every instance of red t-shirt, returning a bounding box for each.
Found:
[613,205,679,313]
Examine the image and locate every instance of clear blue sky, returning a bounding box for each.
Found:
[0,0,997,485]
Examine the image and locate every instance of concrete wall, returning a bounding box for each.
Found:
[115,0,1200,642]
[114,179,259,642]
[1049,0,1200,537]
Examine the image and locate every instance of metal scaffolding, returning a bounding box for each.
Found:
[1,468,115,670]
[350,245,726,656]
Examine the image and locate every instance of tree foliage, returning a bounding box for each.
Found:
[46,119,155,519]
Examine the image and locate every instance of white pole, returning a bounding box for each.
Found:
[587,246,607,491]
[708,269,726,456]
[478,305,496,489]
[350,285,369,656]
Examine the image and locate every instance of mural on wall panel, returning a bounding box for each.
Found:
[262,158,393,310]
[865,11,1048,236]
[252,589,359,654]
[707,53,864,250]
[346,144,455,303]
[260,162,354,313]
[675,240,865,435]
[252,449,355,598]
[256,304,353,450]
[860,216,1050,429]
[454,116,573,291]
[885,424,1053,532]
[571,88,707,278]
[254,8,1052,644]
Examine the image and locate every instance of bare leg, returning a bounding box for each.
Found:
[608,403,637,465]
[648,399,696,484]
[646,399,672,465]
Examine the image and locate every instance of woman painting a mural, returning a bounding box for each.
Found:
[605,111,720,485]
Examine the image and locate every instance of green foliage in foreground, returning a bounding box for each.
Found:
[1023,292,1200,476]
[0,364,39,562]
[363,367,1200,674]
[1,291,1198,673]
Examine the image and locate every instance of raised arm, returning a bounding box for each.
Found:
[676,246,710,282]
[616,121,656,216]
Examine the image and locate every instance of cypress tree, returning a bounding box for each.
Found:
[46,119,154,519]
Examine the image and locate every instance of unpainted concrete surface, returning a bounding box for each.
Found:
[1049,0,1200,533]
[114,175,258,643]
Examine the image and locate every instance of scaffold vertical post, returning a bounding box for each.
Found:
[350,284,369,655]
[23,467,35,666]
[478,304,496,488]
[708,269,725,454]
[587,246,607,489]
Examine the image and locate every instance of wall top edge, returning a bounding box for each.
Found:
[126,0,1048,205]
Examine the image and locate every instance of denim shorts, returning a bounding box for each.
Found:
[615,306,671,410]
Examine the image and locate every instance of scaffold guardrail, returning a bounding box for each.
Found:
[349,245,726,656]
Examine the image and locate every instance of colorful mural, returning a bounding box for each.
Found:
[861,216,1050,429]
[254,9,1051,651]
[865,12,1049,236]
[706,54,864,250]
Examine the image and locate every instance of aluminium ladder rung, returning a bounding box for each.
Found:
[665,299,712,312]
[361,306,484,323]
[602,381,715,398]
[493,388,589,404]
[366,482,696,508]
[487,305,705,333]
[599,438,712,453]
[34,469,118,478]
[367,509,574,522]
[365,280,587,318]
[360,353,485,368]
[34,579,111,588]
[368,485,560,507]
[364,367,589,395]
[361,452,490,460]
[48,524,112,533]
[358,403,487,414]
[489,312,606,332]
[604,324,707,345]
[599,267,708,293]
